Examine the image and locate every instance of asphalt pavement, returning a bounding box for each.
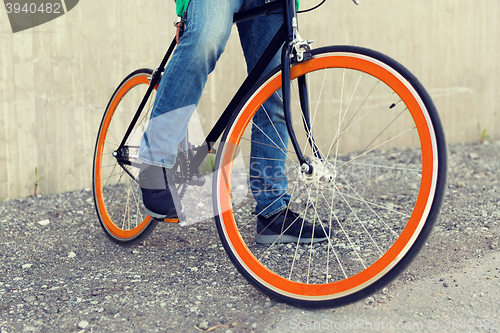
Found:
[1,141,499,332]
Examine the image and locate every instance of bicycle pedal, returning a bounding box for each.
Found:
[163,217,179,223]
[160,210,186,224]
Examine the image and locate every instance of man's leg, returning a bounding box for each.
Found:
[237,2,329,244]
[138,0,244,168]
[236,1,290,218]
[138,0,244,218]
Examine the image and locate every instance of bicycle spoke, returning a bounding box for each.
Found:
[338,161,421,173]
[333,190,412,218]
[261,103,289,158]
[325,70,362,163]
[250,120,299,167]
[340,126,417,169]
[360,107,408,154]
[335,173,402,238]
[240,137,297,156]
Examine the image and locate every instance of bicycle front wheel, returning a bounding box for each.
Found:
[213,46,447,307]
[93,69,159,246]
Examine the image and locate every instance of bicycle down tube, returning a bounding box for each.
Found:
[190,0,313,175]
[115,0,314,178]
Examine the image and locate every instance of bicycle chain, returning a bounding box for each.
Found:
[173,149,189,200]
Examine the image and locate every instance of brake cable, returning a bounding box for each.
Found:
[297,0,359,14]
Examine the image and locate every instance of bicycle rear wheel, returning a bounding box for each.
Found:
[93,69,159,246]
[214,46,447,307]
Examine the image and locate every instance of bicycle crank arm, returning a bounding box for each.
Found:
[186,174,205,186]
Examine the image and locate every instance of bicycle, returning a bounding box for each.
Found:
[92,0,447,308]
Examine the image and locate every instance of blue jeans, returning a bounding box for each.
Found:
[138,0,290,218]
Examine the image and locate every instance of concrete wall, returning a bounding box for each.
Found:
[1,0,498,199]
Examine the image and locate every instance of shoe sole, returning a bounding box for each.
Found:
[255,234,328,244]
[143,206,168,220]
[144,203,185,223]
[139,188,182,220]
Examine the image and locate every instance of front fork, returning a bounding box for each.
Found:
[280,18,320,174]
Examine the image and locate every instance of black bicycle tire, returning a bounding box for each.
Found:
[213,45,448,308]
[93,68,160,246]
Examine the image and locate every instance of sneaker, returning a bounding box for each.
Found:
[255,209,330,244]
[139,164,181,220]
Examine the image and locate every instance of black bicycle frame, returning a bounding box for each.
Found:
[118,0,311,178]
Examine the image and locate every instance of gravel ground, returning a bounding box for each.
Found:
[1,141,500,332]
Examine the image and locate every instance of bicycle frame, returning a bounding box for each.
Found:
[94,0,450,307]
[117,0,313,179]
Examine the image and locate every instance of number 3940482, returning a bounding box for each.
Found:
[5,3,61,14]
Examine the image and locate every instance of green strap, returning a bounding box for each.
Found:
[176,0,189,17]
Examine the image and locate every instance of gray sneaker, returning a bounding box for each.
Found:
[256,210,329,244]
[139,164,182,220]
